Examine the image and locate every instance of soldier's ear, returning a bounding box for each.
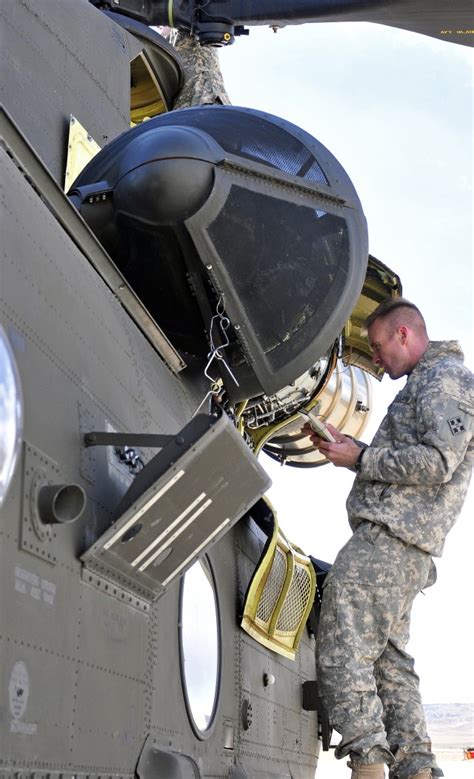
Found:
[398,326,408,343]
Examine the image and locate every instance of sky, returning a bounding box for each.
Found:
[219,23,473,706]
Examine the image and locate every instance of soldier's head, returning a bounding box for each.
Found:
[365,298,429,379]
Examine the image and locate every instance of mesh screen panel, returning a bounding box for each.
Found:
[207,186,349,370]
[147,108,328,184]
[304,159,328,185]
[276,564,313,632]
[256,546,287,623]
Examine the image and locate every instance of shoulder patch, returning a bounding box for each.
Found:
[439,397,473,448]
[447,416,466,436]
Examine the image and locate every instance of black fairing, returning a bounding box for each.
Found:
[69,105,368,401]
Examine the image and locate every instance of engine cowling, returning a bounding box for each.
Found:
[69,105,368,402]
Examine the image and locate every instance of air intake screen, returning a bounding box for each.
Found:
[146,107,328,184]
[241,503,316,660]
[206,186,349,370]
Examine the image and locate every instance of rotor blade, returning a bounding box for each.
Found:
[96,0,473,47]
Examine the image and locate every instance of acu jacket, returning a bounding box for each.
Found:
[347,341,473,556]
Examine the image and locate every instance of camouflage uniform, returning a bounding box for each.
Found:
[173,34,231,109]
[316,341,473,778]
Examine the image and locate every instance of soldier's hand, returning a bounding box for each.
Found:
[301,421,322,443]
[301,421,331,448]
[304,422,341,448]
[307,423,361,469]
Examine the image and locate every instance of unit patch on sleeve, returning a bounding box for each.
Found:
[438,396,473,447]
[447,416,466,436]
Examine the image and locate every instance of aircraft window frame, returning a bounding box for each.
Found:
[178,555,222,740]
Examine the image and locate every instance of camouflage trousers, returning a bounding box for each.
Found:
[316,521,443,779]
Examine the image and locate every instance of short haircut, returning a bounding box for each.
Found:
[365,297,427,334]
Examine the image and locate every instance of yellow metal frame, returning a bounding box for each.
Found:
[241,497,316,660]
[342,256,402,378]
[248,346,338,455]
[130,50,167,125]
[64,115,101,192]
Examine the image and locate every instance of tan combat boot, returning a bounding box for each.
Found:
[410,773,432,778]
[350,763,385,779]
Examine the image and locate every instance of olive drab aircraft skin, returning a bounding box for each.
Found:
[0,1,469,777]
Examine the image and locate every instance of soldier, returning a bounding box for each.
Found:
[305,298,473,779]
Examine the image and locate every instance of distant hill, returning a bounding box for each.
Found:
[425,703,474,748]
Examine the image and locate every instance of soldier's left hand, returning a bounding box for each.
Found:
[311,425,362,469]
